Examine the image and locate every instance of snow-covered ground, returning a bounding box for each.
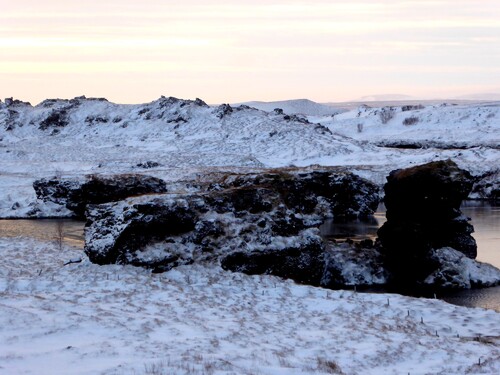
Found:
[1,237,499,375]
[318,102,500,148]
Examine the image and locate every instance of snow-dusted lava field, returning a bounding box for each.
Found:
[1,96,500,374]
[1,96,499,217]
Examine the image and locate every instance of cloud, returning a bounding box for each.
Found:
[1,0,499,102]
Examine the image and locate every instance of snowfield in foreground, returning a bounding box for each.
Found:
[1,237,499,375]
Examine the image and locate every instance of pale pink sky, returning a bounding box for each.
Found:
[1,0,499,104]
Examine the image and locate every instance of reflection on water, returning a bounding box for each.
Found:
[439,286,500,312]
[321,202,500,269]
[0,219,85,247]
[461,201,500,267]
[319,217,379,240]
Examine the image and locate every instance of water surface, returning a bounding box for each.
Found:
[0,219,84,247]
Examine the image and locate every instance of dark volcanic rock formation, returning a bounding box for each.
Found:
[34,174,168,218]
[471,170,500,201]
[79,165,500,289]
[209,169,380,219]
[85,188,324,275]
[377,160,479,286]
[84,169,380,279]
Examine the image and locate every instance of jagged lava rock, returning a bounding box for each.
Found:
[84,169,380,281]
[383,159,474,224]
[210,169,380,219]
[34,174,167,218]
[471,169,500,201]
[85,187,323,275]
[424,247,500,289]
[379,159,476,257]
[377,160,487,288]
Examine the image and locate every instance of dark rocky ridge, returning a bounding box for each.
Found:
[34,174,168,219]
[207,169,380,219]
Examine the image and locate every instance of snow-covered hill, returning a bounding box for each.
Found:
[235,98,344,116]
[1,95,499,217]
[317,102,500,148]
[0,96,367,217]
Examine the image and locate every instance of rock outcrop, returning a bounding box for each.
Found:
[78,163,499,290]
[34,174,168,218]
[84,169,380,280]
[424,247,500,289]
[471,170,500,201]
[209,169,380,219]
[377,160,483,287]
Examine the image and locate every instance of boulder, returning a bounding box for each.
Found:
[85,187,321,274]
[84,168,380,280]
[34,174,168,218]
[378,160,479,287]
[424,247,500,289]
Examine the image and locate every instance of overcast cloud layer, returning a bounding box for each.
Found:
[1,0,499,104]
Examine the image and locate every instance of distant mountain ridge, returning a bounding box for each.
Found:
[234,99,344,116]
[453,93,500,101]
[355,94,414,102]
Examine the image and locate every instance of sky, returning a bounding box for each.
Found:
[1,0,499,104]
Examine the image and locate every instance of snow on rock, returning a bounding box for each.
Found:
[33,174,168,218]
[84,168,379,281]
[322,242,389,287]
[471,169,500,201]
[425,247,500,288]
